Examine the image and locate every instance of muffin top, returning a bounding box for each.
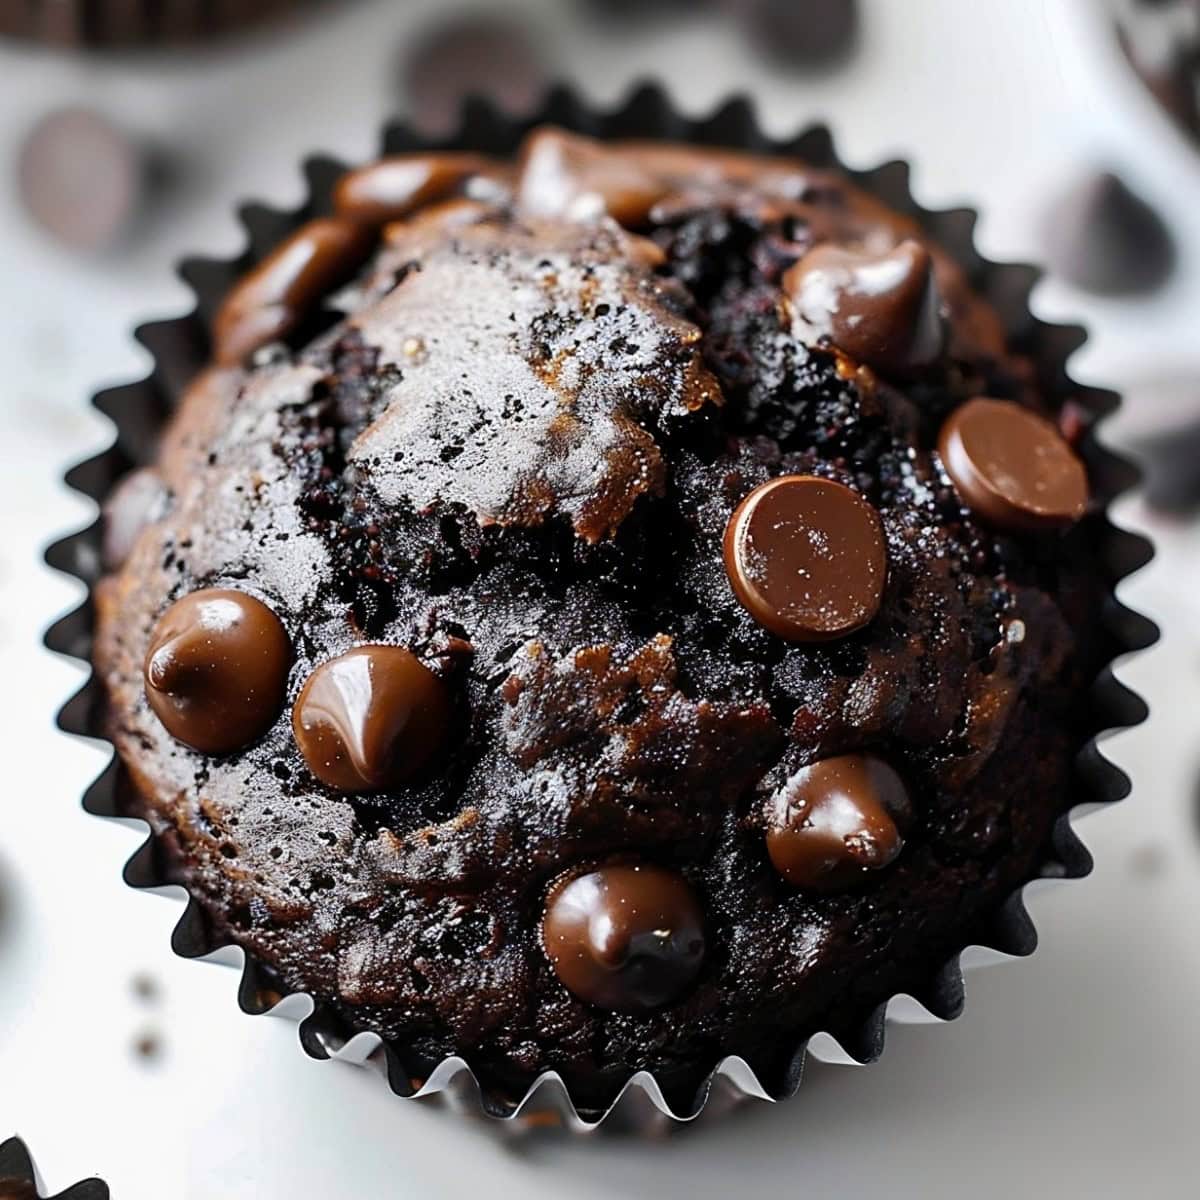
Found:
[95,127,1101,1111]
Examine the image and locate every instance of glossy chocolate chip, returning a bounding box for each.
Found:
[293,646,451,792]
[213,216,375,366]
[17,107,142,252]
[542,864,705,1012]
[783,238,946,375]
[765,754,911,891]
[517,127,668,226]
[1041,170,1175,297]
[144,589,291,754]
[938,398,1089,532]
[333,153,490,225]
[724,475,887,642]
[101,467,169,570]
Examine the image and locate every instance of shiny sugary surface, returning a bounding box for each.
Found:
[94,129,1103,1110]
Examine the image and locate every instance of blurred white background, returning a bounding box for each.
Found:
[2,0,1199,1196]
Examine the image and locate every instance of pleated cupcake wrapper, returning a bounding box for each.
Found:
[44,85,1158,1134]
[0,1137,109,1199]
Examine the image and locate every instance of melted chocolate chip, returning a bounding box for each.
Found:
[723,475,888,642]
[1041,170,1175,297]
[293,646,451,792]
[333,153,490,226]
[782,238,945,374]
[17,107,142,252]
[541,864,705,1012]
[765,754,911,890]
[517,127,668,226]
[213,216,375,366]
[938,398,1089,532]
[144,589,291,754]
[101,467,169,570]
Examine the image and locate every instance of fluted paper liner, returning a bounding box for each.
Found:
[45,85,1158,1134]
[0,1137,109,1199]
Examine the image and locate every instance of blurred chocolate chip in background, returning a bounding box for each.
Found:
[401,14,547,134]
[16,106,163,254]
[726,0,860,67]
[1115,0,1200,145]
[1136,420,1200,513]
[1040,169,1175,296]
[1122,377,1200,512]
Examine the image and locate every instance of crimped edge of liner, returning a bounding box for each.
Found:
[0,1137,109,1199]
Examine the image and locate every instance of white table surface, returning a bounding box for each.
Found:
[2,1,1199,1195]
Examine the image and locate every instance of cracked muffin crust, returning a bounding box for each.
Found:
[93,127,1104,1109]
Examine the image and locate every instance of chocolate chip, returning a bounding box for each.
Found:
[17,107,143,252]
[723,475,888,642]
[765,754,910,890]
[101,467,169,570]
[729,0,860,67]
[938,398,1089,532]
[401,16,546,134]
[333,153,490,226]
[144,589,292,754]
[1040,171,1175,297]
[782,238,946,375]
[293,646,451,792]
[214,216,375,366]
[517,127,667,226]
[541,864,705,1012]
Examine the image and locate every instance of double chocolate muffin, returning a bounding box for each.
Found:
[93,126,1106,1111]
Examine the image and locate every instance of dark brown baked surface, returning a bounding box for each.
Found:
[93,128,1105,1108]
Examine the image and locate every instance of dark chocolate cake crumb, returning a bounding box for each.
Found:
[94,129,1107,1110]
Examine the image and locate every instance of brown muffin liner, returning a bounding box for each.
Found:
[45,85,1158,1134]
